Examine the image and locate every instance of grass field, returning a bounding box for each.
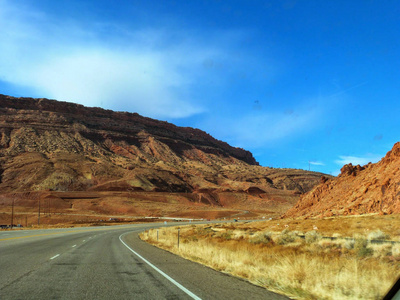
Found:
[140,214,400,299]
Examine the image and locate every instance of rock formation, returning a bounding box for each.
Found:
[284,142,400,218]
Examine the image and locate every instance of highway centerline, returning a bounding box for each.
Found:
[119,232,202,300]
[50,254,60,260]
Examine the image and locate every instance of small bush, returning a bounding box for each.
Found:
[186,235,198,242]
[220,230,233,240]
[373,244,392,257]
[305,230,322,244]
[249,232,273,244]
[275,229,296,245]
[368,230,389,241]
[354,238,373,257]
[344,239,355,250]
[292,230,304,236]
[354,238,368,249]
[392,245,400,257]
[264,231,273,242]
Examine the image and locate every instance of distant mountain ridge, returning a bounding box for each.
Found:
[0,94,327,218]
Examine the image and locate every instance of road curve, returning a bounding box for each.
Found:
[0,224,289,299]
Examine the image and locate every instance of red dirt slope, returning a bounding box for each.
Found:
[284,142,400,218]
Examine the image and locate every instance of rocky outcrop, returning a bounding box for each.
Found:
[284,142,400,218]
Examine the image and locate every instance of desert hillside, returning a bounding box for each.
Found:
[285,142,400,218]
[0,94,328,221]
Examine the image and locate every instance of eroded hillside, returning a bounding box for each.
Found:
[285,142,400,218]
[0,94,328,220]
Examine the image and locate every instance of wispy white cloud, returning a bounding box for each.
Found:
[335,155,382,166]
[0,0,340,156]
[0,1,249,119]
[203,98,326,148]
[26,49,205,118]
[309,161,325,166]
[330,153,384,176]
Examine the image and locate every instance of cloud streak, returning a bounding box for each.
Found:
[0,1,247,119]
[335,155,382,166]
[331,154,383,176]
[203,98,326,149]
[0,0,340,158]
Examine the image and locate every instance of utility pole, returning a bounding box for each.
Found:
[38,200,41,225]
[11,199,14,229]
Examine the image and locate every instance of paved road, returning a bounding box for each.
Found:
[0,224,288,299]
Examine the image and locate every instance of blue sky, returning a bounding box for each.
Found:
[1,0,399,175]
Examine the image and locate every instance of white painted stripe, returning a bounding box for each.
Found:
[72,245,77,248]
[50,254,60,260]
[119,233,202,300]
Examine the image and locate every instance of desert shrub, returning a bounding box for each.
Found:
[275,229,297,245]
[292,230,304,236]
[344,239,355,250]
[196,226,213,236]
[184,235,198,243]
[368,229,389,241]
[249,232,273,244]
[372,244,392,257]
[220,231,233,240]
[354,238,373,257]
[305,230,322,244]
[263,231,273,242]
[231,230,248,240]
[392,245,400,257]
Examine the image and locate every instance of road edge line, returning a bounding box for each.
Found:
[119,232,202,300]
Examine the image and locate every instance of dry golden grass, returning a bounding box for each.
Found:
[141,215,400,299]
[243,214,400,240]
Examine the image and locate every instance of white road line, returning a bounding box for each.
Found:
[72,245,77,248]
[50,254,60,260]
[119,233,202,300]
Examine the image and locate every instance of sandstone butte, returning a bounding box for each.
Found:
[0,94,328,222]
[285,142,400,218]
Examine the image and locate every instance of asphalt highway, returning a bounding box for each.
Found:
[0,223,289,299]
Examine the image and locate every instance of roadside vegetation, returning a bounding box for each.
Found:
[140,214,400,299]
